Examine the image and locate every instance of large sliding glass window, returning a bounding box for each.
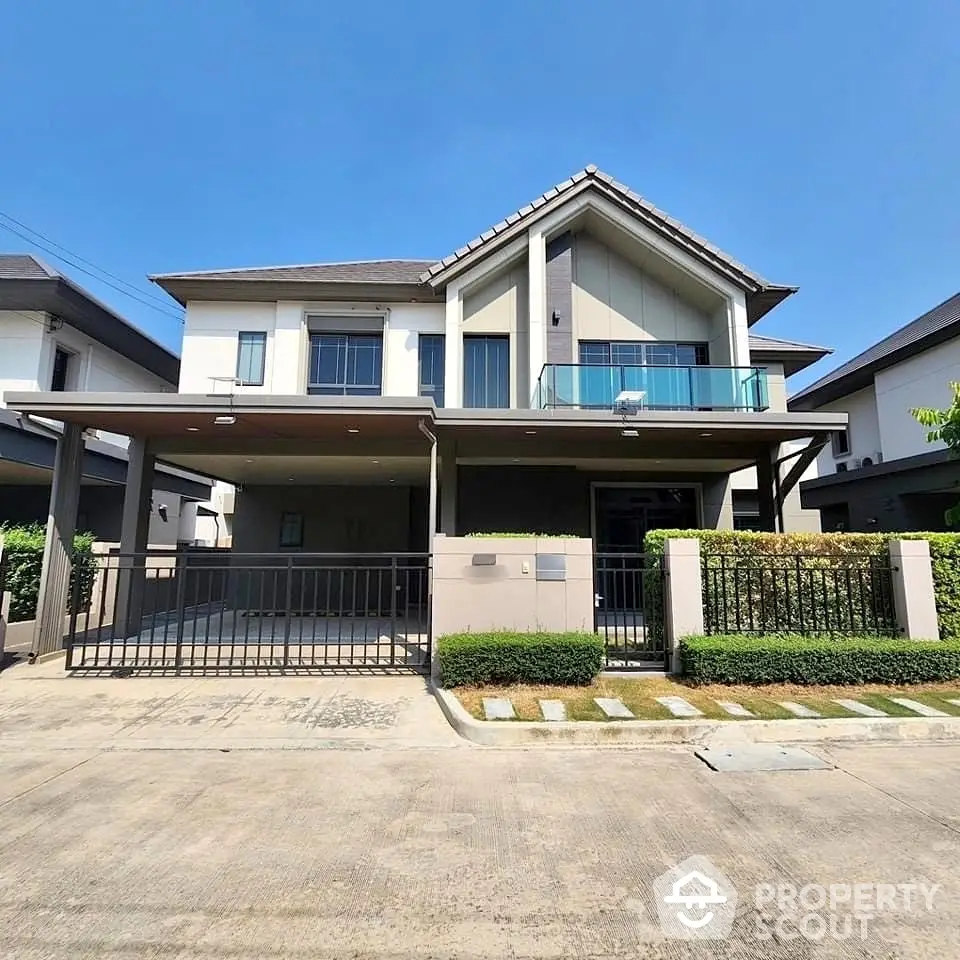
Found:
[418,334,445,407]
[463,335,509,408]
[308,333,383,396]
[578,341,708,366]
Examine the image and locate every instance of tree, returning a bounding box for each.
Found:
[912,381,960,526]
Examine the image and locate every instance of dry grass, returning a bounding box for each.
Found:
[454,676,960,722]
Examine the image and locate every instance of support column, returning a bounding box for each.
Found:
[756,447,777,532]
[527,227,547,407]
[444,285,463,409]
[113,438,155,638]
[664,538,704,674]
[439,438,457,536]
[888,539,940,640]
[33,422,84,657]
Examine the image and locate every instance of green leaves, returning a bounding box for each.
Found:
[437,632,604,687]
[681,634,960,686]
[911,381,960,524]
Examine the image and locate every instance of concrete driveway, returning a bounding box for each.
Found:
[2,660,960,958]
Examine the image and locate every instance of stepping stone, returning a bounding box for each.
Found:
[888,697,949,717]
[594,697,635,719]
[833,699,888,717]
[716,700,754,718]
[778,701,821,719]
[655,696,704,718]
[482,697,515,720]
[539,699,567,722]
[945,700,960,709]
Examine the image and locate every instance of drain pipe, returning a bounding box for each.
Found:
[417,420,438,548]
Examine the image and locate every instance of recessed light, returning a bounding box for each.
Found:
[186,426,200,432]
[700,432,713,438]
[524,430,537,436]
[347,427,360,434]
[371,459,379,464]
[214,416,236,426]
[245,459,254,463]
[287,476,295,481]
[511,458,520,463]
[621,429,639,438]
[389,478,397,484]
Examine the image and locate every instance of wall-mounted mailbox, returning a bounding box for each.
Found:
[471,554,496,566]
[536,554,566,581]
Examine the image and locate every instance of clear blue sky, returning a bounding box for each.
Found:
[2,0,958,389]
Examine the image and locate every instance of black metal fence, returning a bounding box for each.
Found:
[593,553,666,667]
[702,554,898,636]
[64,551,431,673]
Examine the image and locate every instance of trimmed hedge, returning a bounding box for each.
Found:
[644,529,960,641]
[681,633,960,686]
[0,524,97,623]
[438,631,604,687]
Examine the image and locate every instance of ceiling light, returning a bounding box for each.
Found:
[287,476,295,481]
[186,426,200,432]
[524,430,537,436]
[371,459,379,464]
[621,429,639,438]
[347,427,360,434]
[700,432,713,438]
[511,458,520,463]
[245,459,254,463]
[389,478,397,484]
[214,416,236,426]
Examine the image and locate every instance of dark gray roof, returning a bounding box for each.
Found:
[748,334,832,377]
[152,260,435,284]
[421,165,797,322]
[789,291,960,410]
[0,254,179,385]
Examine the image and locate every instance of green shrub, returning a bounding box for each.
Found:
[1,524,98,623]
[681,633,960,686]
[644,529,960,642]
[438,631,604,687]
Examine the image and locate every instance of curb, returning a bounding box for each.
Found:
[432,686,960,746]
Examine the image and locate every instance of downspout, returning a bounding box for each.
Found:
[417,420,438,547]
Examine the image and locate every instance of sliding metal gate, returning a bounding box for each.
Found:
[64,551,431,674]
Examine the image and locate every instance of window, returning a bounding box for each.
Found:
[51,347,72,391]
[279,512,303,548]
[578,341,709,366]
[463,336,509,408]
[832,430,850,457]
[419,335,445,407]
[308,334,383,396]
[236,332,267,386]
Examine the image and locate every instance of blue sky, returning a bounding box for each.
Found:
[2,0,958,389]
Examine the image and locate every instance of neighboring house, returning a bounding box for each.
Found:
[0,254,213,542]
[7,166,845,560]
[790,291,960,532]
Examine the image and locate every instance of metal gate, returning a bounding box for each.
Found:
[593,552,666,668]
[64,551,431,674]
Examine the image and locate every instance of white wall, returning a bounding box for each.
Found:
[0,310,46,400]
[815,385,882,475]
[874,338,960,461]
[382,303,444,397]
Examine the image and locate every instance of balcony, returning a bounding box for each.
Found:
[534,364,769,413]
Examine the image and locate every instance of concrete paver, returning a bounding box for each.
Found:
[890,697,949,717]
[779,700,821,718]
[593,696,634,718]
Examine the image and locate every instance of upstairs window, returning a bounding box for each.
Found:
[419,335,445,407]
[236,332,267,386]
[463,335,509,408]
[832,430,850,457]
[579,341,709,366]
[50,347,72,391]
[308,333,382,396]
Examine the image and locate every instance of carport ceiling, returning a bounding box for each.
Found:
[166,454,430,485]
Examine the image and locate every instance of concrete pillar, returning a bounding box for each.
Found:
[439,438,457,536]
[888,539,940,640]
[663,538,704,674]
[756,448,777,532]
[444,285,463,408]
[33,422,84,657]
[113,438,155,638]
[527,227,547,404]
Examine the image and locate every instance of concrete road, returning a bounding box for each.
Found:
[2,664,960,958]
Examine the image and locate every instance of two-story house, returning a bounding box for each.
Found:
[790,291,960,532]
[0,254,212,543]
[6,167,846,662]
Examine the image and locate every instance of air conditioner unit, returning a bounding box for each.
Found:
[836,462,849,473]
[614,390,646,412]
[873,451,883,464]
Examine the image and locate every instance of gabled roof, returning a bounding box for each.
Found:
[151,259,435,285]
[0,254,180,385]
[748,333,832,377]
[789,291,960,411]
[420,165,797,323]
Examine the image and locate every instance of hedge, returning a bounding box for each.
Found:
[681,633,960,686]
[438,631,604,687]
[644,530,960,642]
[0,524,98,623]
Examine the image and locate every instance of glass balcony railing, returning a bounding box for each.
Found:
[534,364,769,412]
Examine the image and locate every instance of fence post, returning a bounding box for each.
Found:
[888,539,940,640]
[664,538,704,674]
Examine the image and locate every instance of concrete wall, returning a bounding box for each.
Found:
[815,385,882,476]
[0,310,46,396]
[432,535,594,636]
[571,234,713,346]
